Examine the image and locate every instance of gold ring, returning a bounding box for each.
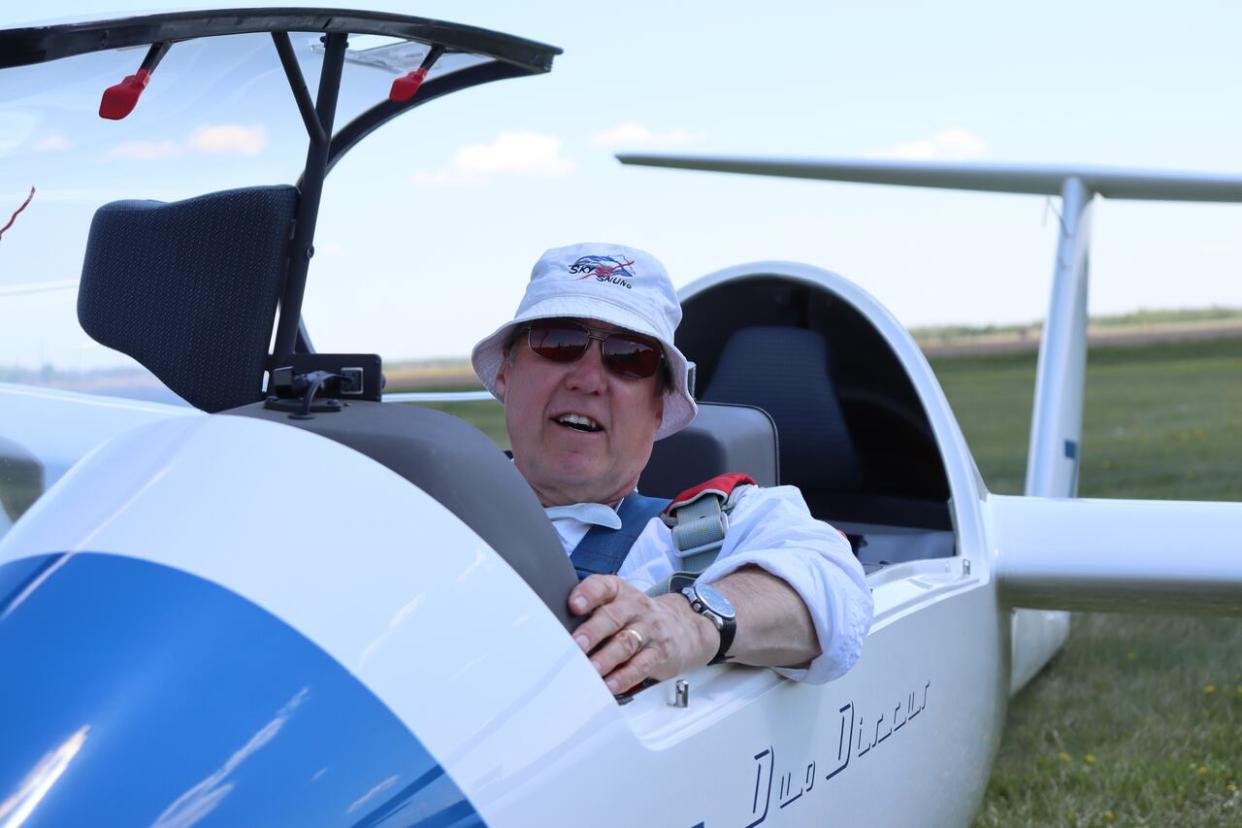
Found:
[620,627,645,650]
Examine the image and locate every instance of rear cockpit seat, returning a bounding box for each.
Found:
[683,323,956,569]
[702,326,863,494]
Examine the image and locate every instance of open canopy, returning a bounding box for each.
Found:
[0,8,559,73]
[0,8,560,401]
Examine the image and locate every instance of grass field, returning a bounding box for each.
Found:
[407,337,1242,826]
[934,339,1242,827]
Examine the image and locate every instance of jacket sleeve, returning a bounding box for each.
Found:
[696,485,873,684]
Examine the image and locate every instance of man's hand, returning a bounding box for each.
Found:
[570,575,719,695]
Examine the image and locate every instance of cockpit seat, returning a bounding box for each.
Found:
[701,325,863,495]
[78,186,298,412]
[640,402,778,498]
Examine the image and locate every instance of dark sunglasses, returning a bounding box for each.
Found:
[523,320,665,380]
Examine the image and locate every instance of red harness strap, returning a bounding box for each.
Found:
[662,472,757,517]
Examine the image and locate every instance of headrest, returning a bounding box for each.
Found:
[78,186,298,412]
[640,402,778,498]
[702,325,863,493]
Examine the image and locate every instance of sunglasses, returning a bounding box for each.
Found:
[523,320,665,380]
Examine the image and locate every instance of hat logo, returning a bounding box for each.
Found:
[568,255,634,289]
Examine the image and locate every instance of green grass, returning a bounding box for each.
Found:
[935,339,1242,501]
[407,338,1242,826]
[409,399,509,448]
[933,339,1242,828]
[973,615,1242,827]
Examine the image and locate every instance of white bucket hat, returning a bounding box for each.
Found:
[471,242,697,440]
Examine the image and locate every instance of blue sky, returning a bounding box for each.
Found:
[2,0,1241,369]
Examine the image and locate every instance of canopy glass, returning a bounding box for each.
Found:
[0,9,558,399]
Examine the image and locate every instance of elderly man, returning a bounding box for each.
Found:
[472,243,871,695]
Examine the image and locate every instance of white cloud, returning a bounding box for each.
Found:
[34,134,72,152]
[455,131,574,176]
[107,139,181,160]
[104,124,267,161]
[865,127,987,161]
[188,124,268,156]
[413,130,574,185]
[590,121,699,149]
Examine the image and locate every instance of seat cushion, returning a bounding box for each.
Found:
[640,402,778,498]
[702,325,862,493]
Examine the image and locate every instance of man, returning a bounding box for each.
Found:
[472,243,871,695]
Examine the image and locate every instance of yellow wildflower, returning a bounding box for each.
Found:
[1084,754,1097,765]
[1204,684,1216,694]
[1103,811,1115,823]
[1058,752,1072,762]
[1198,766,1209,775]
[1227,783,1238,794]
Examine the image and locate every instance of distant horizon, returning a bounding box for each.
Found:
[5,305,1240,403]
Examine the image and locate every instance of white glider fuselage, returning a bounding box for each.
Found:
[0,412,1004,828]
[5,261,1239,826]
[0,264,1021,827]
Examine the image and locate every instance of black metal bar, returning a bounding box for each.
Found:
[271,31,326,146]
[271,31,347,358]
[140,40,171,73]
[295,318,315,354]
[290,60,532,351]
[423,44,445,69]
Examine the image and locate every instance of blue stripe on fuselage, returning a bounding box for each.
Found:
[0,552,484,827]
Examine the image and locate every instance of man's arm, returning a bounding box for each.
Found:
[570,485,872,693]
[711,565,819,669]
[569,566,819,694]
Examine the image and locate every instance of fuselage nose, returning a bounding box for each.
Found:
[0,552,481,827]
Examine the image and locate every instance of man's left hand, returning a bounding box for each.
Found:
[569,575,719,695]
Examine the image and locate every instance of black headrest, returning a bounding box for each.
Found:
[702,325,863,493]
[78,186,298,412]
[640,402,779,498]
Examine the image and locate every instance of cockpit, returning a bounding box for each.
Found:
[0,9,959,634]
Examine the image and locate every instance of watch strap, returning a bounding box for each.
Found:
[707,614,736,665]
[681,585,736,665]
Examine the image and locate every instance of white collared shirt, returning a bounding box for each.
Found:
[544,486,872,684]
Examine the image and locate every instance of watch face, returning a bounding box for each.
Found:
[693,583,736,620]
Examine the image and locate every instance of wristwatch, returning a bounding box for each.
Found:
[680,581,737,665]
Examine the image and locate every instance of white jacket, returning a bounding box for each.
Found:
[544,485,873,684]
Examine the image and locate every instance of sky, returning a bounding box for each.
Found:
[2,0,1241,370]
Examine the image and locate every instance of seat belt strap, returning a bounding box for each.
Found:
[662,472,757,575]
[667,496,730,573]
[570,492,669,581]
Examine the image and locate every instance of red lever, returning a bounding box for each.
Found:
[389,66,428,103]
[99,68,152,120]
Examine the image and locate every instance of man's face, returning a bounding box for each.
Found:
[495,318,665,507]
